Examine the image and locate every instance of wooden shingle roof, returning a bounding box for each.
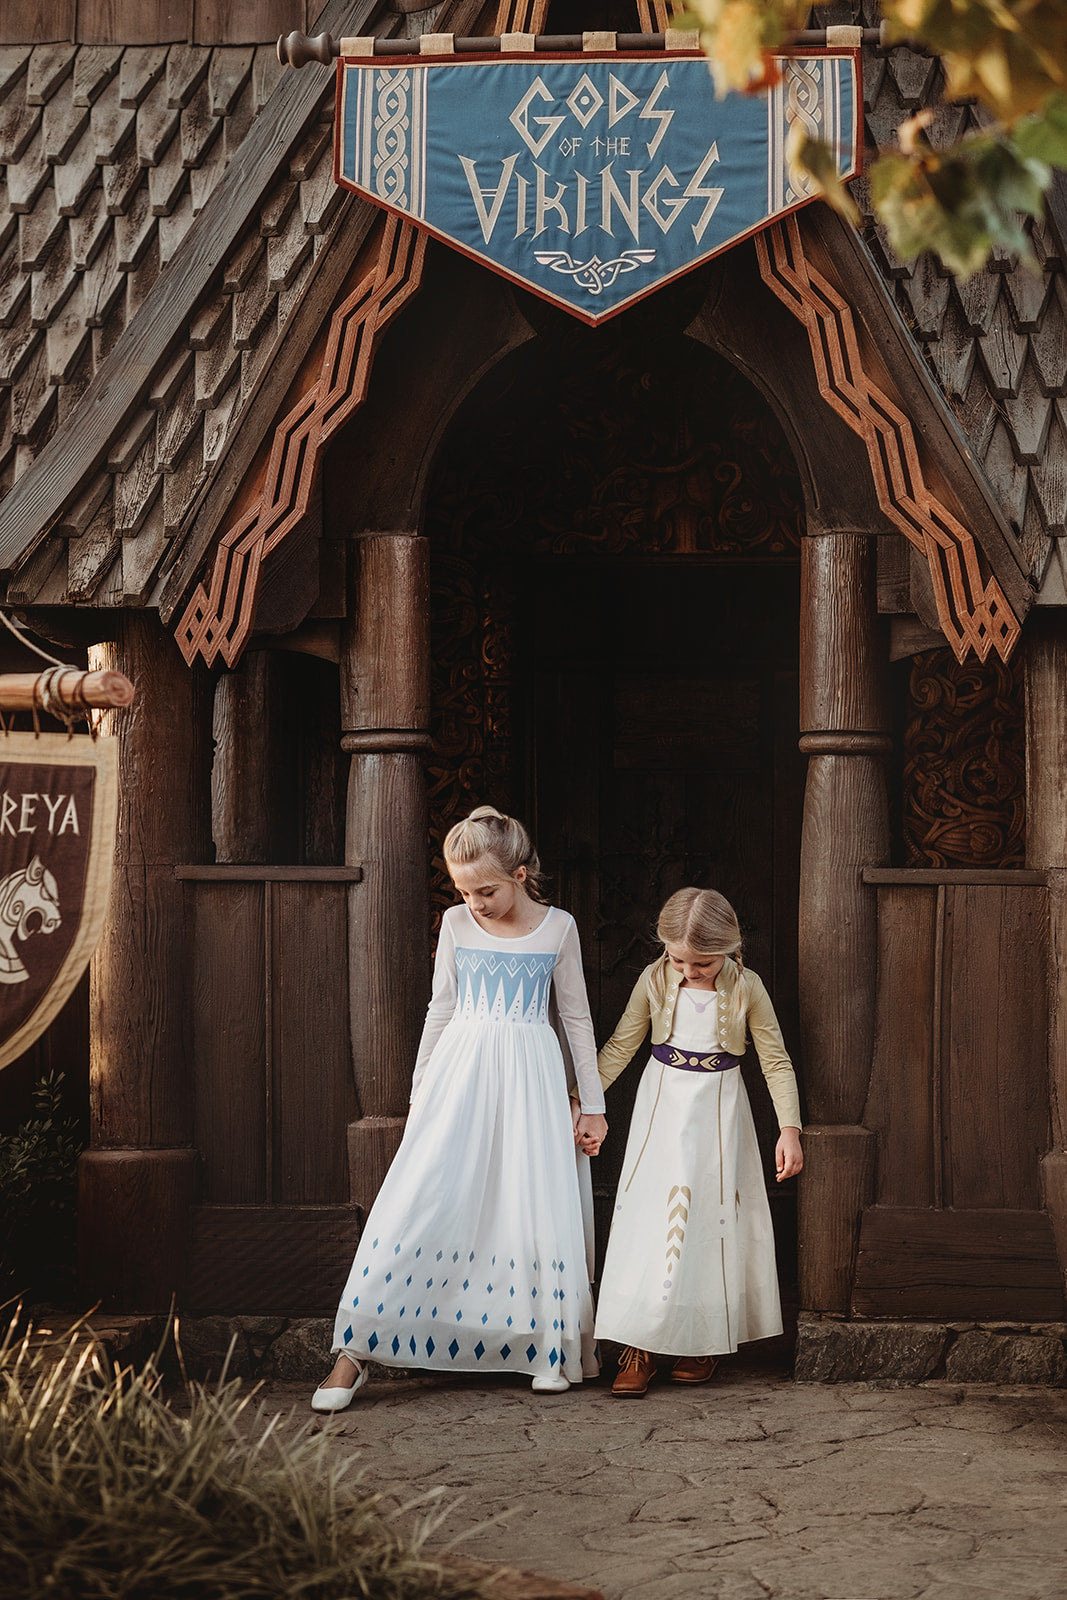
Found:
[0,0,1062,624]
[854,1,1067,594]
[0,0,399,609]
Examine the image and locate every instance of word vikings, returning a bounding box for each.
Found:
[458,71,723,247]
[0,791,80,837]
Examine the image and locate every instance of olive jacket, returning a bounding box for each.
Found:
[595,954,802,1130]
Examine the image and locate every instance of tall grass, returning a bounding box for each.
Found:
[0,1317,493,1600]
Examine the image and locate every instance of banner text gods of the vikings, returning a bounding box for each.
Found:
[337,52,860,323]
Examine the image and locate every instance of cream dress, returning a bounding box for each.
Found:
[594,985,783,1357]
[331,904,602,1383]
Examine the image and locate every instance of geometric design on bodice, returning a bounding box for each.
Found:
[455,948,557,1025]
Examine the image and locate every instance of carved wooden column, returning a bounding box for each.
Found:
[80,613,212,1309]
[797,532,890,1312]
[341,533,431,1211]
[1025,612,1067,1285]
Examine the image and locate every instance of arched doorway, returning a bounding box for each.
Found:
[423,288,806,1277]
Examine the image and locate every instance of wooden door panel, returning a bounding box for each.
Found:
[864,885,938,1210]
[853,1205,1064,1320]
[192,882,267,1204]
[943,885,1049,1210]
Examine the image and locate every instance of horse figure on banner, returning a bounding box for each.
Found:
[0,856,61,984]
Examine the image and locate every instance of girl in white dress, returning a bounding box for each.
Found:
[312,807,608,1410]
[591,888,803,1397]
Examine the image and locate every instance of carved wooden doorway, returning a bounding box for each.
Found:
[425,293,805,1272]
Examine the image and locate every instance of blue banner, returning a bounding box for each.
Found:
[336,52,860,324]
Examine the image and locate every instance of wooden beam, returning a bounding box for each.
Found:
[863,867,1048,885]
[0,0,386,577]
[0,666,133,710]
[341,534,430,1211]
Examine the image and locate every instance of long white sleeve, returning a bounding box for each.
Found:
[409,911,458,1101]
[552,916,604,1114]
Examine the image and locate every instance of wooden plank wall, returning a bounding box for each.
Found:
[0,0,307,45]
[179,867,363,1313]
[854,871,1064,1320]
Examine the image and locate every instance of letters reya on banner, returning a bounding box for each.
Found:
[0,733,117,1071]
[335,50,860,324]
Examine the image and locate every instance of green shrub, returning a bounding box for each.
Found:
[0,1318,493,1600]
[0,1071,82,1303]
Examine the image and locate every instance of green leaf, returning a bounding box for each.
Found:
[1013,92,1067,167]
[870,133,1047,279]
[786,126,860,223]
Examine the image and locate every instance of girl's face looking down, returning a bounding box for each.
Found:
[665,944,726,990]
[450,856,528,928]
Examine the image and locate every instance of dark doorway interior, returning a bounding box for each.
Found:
[524,559,803,1273]
[425,302,805,1284]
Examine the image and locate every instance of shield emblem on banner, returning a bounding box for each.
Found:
[0,732,118,1071]
[334,50,861,324]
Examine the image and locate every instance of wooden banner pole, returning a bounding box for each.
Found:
[0,669,135,713]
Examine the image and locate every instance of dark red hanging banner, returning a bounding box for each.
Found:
[0,733,118,1070]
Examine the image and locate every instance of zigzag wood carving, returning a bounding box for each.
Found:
[755,215,1020,665]
[176,214,426,668]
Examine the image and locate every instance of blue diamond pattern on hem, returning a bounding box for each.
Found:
[427,1337,435,1356]
[410,1336,417,1355]
[475,1341,485,1360]
[550,1349,559,1366]
[391,1336,400,1356]
[526,1344,537,1362]
[448,1339,459,1359]
[368,1332,379,1352]
[343,1327,353,1344]
[501,1343,511,1359]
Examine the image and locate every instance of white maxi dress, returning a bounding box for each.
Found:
[594,986,783,1357]
[331,904,604,1383]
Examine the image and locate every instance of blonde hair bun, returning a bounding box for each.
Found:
[443,807,548,903]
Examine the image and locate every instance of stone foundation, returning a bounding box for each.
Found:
[27,1309,1067,1385]
[795,1312,1067,1383]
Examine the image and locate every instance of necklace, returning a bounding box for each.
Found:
[682,989,715,1013]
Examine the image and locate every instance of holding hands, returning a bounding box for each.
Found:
[571,1098,607,1157]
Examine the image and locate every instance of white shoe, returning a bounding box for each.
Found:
[531,1372,570,1393]
[311,1363,369,1412]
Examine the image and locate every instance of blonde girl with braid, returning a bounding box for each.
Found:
[314,806,606,1410]
[592,888,802,1397]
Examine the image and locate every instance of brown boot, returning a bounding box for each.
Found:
[611,1346,658,1396]
[670,1354,718,1385]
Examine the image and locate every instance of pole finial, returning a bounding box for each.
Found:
[276,31,338,68]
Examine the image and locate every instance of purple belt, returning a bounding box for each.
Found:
[651,1044,742,1073]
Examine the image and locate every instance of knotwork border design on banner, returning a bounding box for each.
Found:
[755,214,1020,665]
[176,215,426,669]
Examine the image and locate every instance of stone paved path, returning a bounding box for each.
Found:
[257,1366,1067,1600]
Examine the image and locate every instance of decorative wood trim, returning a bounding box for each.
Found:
[755,215,1022,666]
[173,865,363,880]
[175,214,426,667]
[493,0,549,34]
[863,867,1047,885]
[635,0,672,30]
[798,731,893,755]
